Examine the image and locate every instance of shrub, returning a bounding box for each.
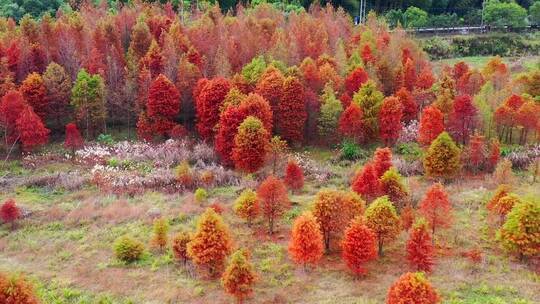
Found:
[234,189,260,227]
[341,217,378,276]
[114,235,145,263]
[493,159,515,185]
[421,37,452,60]
[423,132,461,180]
[404,6,429,28]
[172,231,191,265]
[0,272,39,304]
[97,133,115,145]
[152,217,169,251]
[194,188,208,203]
[288,212,324,267]
[339,139,362,161]
[175,161,194,189]
[188,208,233,276]
[497,199,540,259]
[284,160,304,192]
[365,196,401,256]
[257,176,289,234]
[387,272,440,304]
[406,219,435,272]
[221,249,257,303]
[0,199,20,229]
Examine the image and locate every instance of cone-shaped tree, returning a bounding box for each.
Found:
[43,62,72,128]
[64,123,83,155]
[0,199,20,230]
[380,167,409,209]
[221,249,257,304]
[255,66,284,114]
[140,40,164,78]
[277,76,306,143]
[284,160,304,192]
[16,106,50,152]
[386,272,440,304]
[423,132,461,180]
[418,106,444,146]
[318,85,343,140]
[416,66,436,90]
[312,189,365,252]
[20,72,48,120]
[379,96,403,146]
[234,189,260,227]
[187,208,233,277]
[406,218,435,272]
[351,162,380,201]
[401,204,416,231]
[418,183,453,238]
[352,80,384,141]
[338,103,364,142]
[341,217,378,276]
[373,147,393,178]
[403,58,416,91]
[171,230,191,265]
[497,199,540,259]
[345,67,368,95]
[196,77,231,140]
[232,116,270,173]
[395,87,417,123]
[288,212,324,268]
[151,217,169,251]
[486,184,514,224]
[365,196,401,256]
[257,175,289,234]
[488,139,500,171]
[0,272,40,304]
[448,94,477,145]
[71,69,107,138]
[0,90,26,145]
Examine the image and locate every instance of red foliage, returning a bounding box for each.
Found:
[0,272,39,304]
[403,59,416,91]
[449,95,477,145]
[457,71,485,96]
[255,66,284,113]
[452,61,469,81]
[0,199,20,227]
[231,117,270,173]
[84,48,107,77]
[277,77,306,143]
[64,122,84,153]
[395,87,417,123]
[387,272,440,304]
[339,103,364,141]
[288,212,324,266]
[468,133,485,171]
[341,217,378,275]
[406,220,435,272]
[339,93,352,109]
[488,139,500,171]
[0,90,26,144]
[169,124,188,139]
[351,162,380,201]
[140,41,164,78]
[345,67,368,95]
[418,106,444,146]
[196,77,231,140]
[284,160,304,191]
[401,205,416,231]
[257,175,289,234]
[16,106,50,152]
[28,43,47,74]
[20,73,48,120]
[300,58,323,93]
[373,147,393,178]
[361,44,375,65]
[416,66,435,90]
[418,183,453,237]
[379,96,403,146]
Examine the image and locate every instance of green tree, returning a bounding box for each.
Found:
[352,80,383,141]
[318,84,343,141]
[423,132,461,180]
[497,198,540,260]
[484,0,528,27]
[530,1,540,24]
[404,6,429,28]
[71,69,107,138]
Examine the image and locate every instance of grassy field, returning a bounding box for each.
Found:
[433,55,540,72]
[1,142,538,304]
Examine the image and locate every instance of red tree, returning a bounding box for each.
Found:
[196,77,231,140]
[84,48,106,78]
[449,95,477,145]
[452,61,469,81]
[351,162,380,201]
[140,40,164,78]
[20,73,48,120]
[29,43,47,74]
[16,106,50,152]
[403,58,416,91]
[418,183,453,238]
[0,90,26,145]
[277,76,306,143]
[379,96,403,146]
[468,133,485,172]
[64,122,84,154]
[416,66,435,90]
[255,66,284,114]
[341,217,378,276]
[288,212,324,267]
[345,67,368,95]
[406,219,435,272]
[257,175,289,234]
[387,272,440,304]
[418,106,444,146]
[488,139,500,171]
[0,199,20,229]
[339,103,364,142]
[232,116,270,173]
[373,147,393,178]
[284,160,304,192]
[395,87,417,122]
[361,44,375,65]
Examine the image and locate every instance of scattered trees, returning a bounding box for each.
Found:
[257,176,289,234]
[288,212,324,268]
[221,249,257,304]
[341,217,378,276]
[406,219,434,272]
[418,183,453,238]
[423,132,461,180]
[365,196,401,256]
[387,272,440,304]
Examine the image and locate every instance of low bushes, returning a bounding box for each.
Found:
[114,235,145,263]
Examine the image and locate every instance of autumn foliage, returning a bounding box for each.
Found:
[187,208,233,276]
[423,132,461,180]
[284,160,304,192]
[365,196,401,256]
[0,199,21,229]
[196,77,231,140]
[16,106,50,152]
[373,147,393,178]
[277,76,307,143]
[171,231,191,265]
[338,103,364,142]
[288,212,324,267]
[257,175,289,234]
[379,96,403,146]
[221,249,257,304]
[231,116,270,173]
[233,189,260,227]
[0,272,40,304]
[406,219,435,272]
[418,183,453,238]
[418,106,444,146]
[497,199,540,259]
[351,162,380,201]
[64,123,83,154]
[386,272,440,304]
[341,217,378,276]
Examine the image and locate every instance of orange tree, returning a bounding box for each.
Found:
[406,218,435,272]
[386,272,440,304]
[221,249,257,304]
[365,196,401,256]
[497,199,540,260]
[341,217,378,276]
[418,183,453,239]
[288,212,324,268]
[257,175,289,234]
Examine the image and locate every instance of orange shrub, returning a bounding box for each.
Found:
[387,272,440,304]
[406,219,435,272]
[221,249,257,303]
[0,273,40,304]
[257,176,289,234]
